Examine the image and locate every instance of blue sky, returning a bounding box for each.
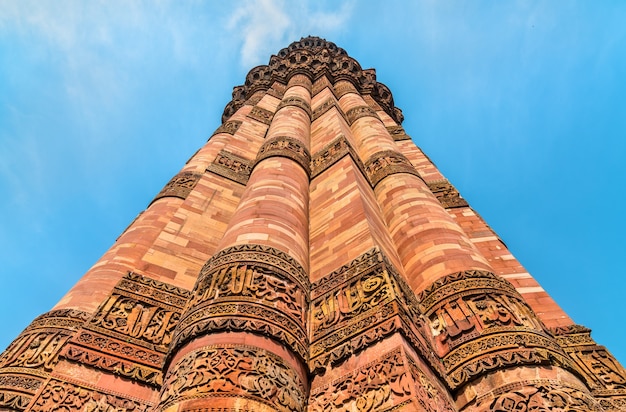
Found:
[1,1,625,366]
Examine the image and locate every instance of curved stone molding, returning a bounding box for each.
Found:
[418,270,576,389]
[206,150,253,185]
[221,36,403,125]
[172,244,310,362]
[275,95,312,119]
[0,309,89,411]
[365,150,423,188]
[310,347,455,412]
[151,171,202,204]
[158,345,305,412]
[386,125,411,141]
[473,379,602,411]
[345,105,379,125]
[255,135,311,175]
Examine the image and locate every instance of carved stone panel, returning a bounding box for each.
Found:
[0,309,88,411]
[418,270,574,389]
[345,105,379,125]
[309,248,441,377]
[386,125,411,141]
[309,134,367,181]
[553,325,626,405]
[427,180,469,209]
[211,120,243,137]
[206,150,253,185]
[62,272,190,386]
[159,345,305,412]
[247,106,274,125]
[364,150,422,188]
[309,347,455,412]
[152,171,202,204]
[255,135,311,175]
[276,96,312,119]
[173,244,310,361]
[31,378,152,412]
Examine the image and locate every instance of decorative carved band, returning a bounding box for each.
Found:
[310,347,455,412]
[310,135,350,179]
[211,120,242,137]
[31,378,152,411]
[474,379,602,411]
[255,135,311,175]
[551,325,626,398]
[418,270,576,389]
[334,82,356,99]
[275,96,312,119]
[62,272,189,386]
[206,150,253,185]
[246,105,274,125]
[345,105,379,125]
[0,309,89,411]
[364,150,422,188]
[386,125,411,141]
[312,76,333,96]
[267,82,287,100]
[287,76,313,93]
[427,179,469,209]
[308,248,444,380]
[172,244,310,361]
[152,171,202,204]
[159,345,305,412]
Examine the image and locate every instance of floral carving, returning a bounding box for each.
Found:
[159,345,304,411]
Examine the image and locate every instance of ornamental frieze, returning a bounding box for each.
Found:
[255,135,311,174]
[552,325,626,401]
[275,96,312,118]
[62,272,189,386]
[211,120,242,137]
[418,270,577,389]
[173,244,309,361]
[364,150,423,188]
[309,134,366,180]
[308,248,442,378]
[345,105,379,125]
[158,345,305,412]
[246,105,274,125]
[427,179,469,209]
[31,378,152,412]
[386,125,411,141]
[309,347,454,412]
[206,150,253,185]
[151,171,202,204]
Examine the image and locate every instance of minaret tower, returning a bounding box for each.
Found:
[1,37,624,411]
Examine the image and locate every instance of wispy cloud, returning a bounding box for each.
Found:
[226,0,355,68]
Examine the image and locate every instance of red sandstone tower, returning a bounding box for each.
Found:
[1,37,625,411]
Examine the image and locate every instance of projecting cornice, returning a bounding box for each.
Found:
[222,36,404,125]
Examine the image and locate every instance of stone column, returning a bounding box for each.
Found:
[336,80,595,410]
[160,75,312,411]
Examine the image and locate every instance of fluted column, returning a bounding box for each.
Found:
[160,75,312,411]
[336,80,592,409]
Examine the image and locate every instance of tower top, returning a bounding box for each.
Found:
[222,36,404,124]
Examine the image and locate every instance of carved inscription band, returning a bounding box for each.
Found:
[275,96,312,119]
[418,270,575,389]
[172,244,310,361]
[255,135,311,175]
[206,150,252,185]
[365,150,423,188]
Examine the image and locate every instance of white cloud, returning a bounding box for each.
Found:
[226,0,355,68]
